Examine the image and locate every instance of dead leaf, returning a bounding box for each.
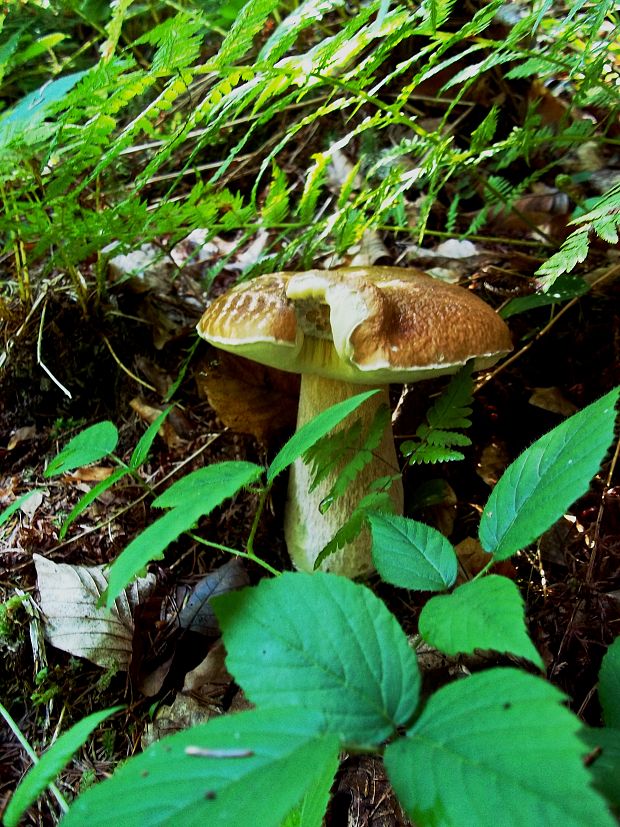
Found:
[476,440,510,487]
[34,554,156,670]
[7,425,37,450]
[529,387,578,417]
[183,640,231,696]
[130,397,186,450]
[455,537,516,583]
[177,558,249,636]
[141,693,219,750]
[65,466,116,483]
[195,351,299,444]
[19,490,45,520]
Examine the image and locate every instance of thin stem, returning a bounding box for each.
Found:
[188,532,280,577]
[0,702,70,815]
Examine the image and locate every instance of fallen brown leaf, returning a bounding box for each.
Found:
[195,350,299,445]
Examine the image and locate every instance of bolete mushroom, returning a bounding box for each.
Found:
[197,266,512,578]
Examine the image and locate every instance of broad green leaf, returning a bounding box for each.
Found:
[59,467,128,539]
[479,387,619,561]
[267,391,378,482]
[45,422,119,477]
[599,635,620,729]
[0,490,45,527]
[129,406,173,468]
[385,668,614,827]
[3,706,121,827]
[418,575,544,669]
[214,572,420,746]
[61,708,339,827]
[369,513,457,591]
[580,726,620,808]
[105,462,262,607]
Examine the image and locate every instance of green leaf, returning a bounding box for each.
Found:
[580,726,620,808]
[129,406,173,468]
[59,467,129,539]
[45,422,119,477]
[267,391,378,482]
[279,747,339,827]
[599,635,620,729]
[215,0,280,67]
[105,462,263,607]
[3,706,121,827]
[385,668,615,827]
[418,575,544,669]
[214,572,420,746]
[479,388,619,561]
[62,708,339,827]
[369,513,457,592]
[0,490,46,527]
[500,274,589,319]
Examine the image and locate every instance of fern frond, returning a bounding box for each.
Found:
[303,404,391,504]
[537,182,620,287]
[401,363,474,466]
[314,485,395,569]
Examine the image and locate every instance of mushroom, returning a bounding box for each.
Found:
[197,266,512,578]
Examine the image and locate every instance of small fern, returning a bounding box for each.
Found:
[401,363,474,466]
[303,404,392,506]
[314,481,396,569]
[537,181,620,287]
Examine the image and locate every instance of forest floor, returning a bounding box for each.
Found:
[1,239,619,825]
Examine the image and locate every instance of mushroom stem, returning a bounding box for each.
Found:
[284,374,404,577]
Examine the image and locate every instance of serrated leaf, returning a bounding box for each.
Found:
[45,422,118,477]
[385,668,615,827]
[369,513,457,592]
[214,572,420,746]
[34,554,156,670]
[500,274,589,319]
[3,706,121,827]
[62,708,339,827]
[479,388,619,561]
[105,462,262,607]
[418,575,544,668]
[599,635,620,729]
[267,391,378,482]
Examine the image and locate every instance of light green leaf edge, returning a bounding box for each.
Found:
[369,512,458,591]
[129,406,173,468]
[418,574,544,669]
[479,387,619,561]
[3,706,121,827]
[45,421,119,477]
[104,462,262,607]
[267,390,378,482]
[59,467,128,539]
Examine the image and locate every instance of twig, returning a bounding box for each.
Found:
[37,300,72,399]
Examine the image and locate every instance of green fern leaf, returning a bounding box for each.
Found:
[314,486,395,569]
[262,163,290,226]
[215,0,280,67]
[402,363,474,466]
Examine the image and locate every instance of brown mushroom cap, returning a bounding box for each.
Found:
[197,266,512,383]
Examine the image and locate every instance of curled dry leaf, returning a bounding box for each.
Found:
[182,640,231,697]
[177,558,250,636]
[130,397,186,450]
[7,425,37,450]
[528,387,578,417]
[34,553,156,671]
[195,350,299,444]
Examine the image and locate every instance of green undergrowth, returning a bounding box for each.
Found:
[0,0,618,321]
[3,382,620,825]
